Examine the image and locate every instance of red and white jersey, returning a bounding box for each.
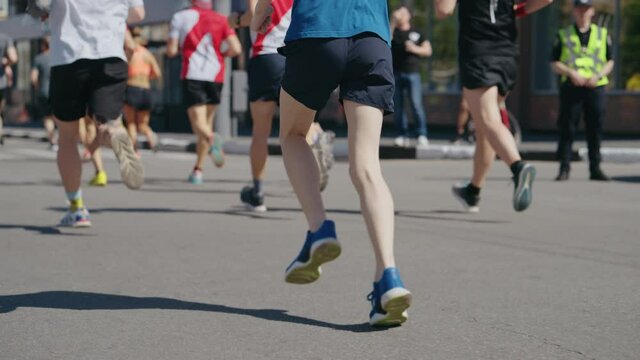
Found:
[251,0,293,58]
[170,7,236,83]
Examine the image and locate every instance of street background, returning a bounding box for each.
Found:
[1,138,639,360]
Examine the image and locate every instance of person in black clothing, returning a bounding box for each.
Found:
[434,0,552,213]
[390,6,432,147]
[550,0,614,181]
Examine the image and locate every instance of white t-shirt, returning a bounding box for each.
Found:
[49,0,144,67]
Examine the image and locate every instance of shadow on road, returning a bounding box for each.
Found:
[46,206,292,221]
[266,207,509,225]
[0,180,60,187]
[0,291,389,333]
[396,210,510,224]
[612,176,640,183]
[0,224,90,236]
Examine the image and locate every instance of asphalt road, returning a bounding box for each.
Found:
[1,139,639,360]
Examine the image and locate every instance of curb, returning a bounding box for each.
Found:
[3,128,640,163]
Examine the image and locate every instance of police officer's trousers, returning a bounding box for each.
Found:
[556,83,605,172]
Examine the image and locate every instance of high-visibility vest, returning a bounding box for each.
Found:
[558,24,609,86]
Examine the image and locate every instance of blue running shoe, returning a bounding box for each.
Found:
[59,207,92,228]
[209,133,225,168]
[285,220,341,284]
[513,162,536,212]
[188,170,203,185]
[368,268,412,327]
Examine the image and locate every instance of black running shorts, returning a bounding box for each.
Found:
[248,54,285,103]
[124,86,152,111]
[460,55,518,96]
[34,94,52,120]
[182,80,223,107]
[280,33,395,114]
[50,58,128,123]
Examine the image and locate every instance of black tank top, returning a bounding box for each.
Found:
[458,0,519,59]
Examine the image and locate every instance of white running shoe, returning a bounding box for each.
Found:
[417,135,429,147]
[110,127,144,190]
[394,136,410,148]
[59,207,92,228]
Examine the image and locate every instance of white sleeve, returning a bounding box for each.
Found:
[129,0,144,7]
[169,13,183,40]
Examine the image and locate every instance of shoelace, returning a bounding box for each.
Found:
[366,291,375,307]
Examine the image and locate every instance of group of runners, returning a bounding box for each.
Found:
[19,0,553,327]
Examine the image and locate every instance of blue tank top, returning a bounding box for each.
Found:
[284,0,391,45]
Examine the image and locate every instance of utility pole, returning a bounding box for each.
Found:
[214,0,233,138]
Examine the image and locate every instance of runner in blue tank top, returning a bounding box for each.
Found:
[253,0,412,327]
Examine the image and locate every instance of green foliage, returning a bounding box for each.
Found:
[621,0,640,78]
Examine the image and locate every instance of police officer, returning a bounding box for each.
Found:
[551,0,614,181]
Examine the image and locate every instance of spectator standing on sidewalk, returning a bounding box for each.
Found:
[390,6,432,148]
[551,0,614,181]
[0,32,17,146]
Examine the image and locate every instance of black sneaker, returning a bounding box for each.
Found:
[240,186,266,212]
[513,162,536,212]
[452,183,480,213]
[555,168,569,181]
[590,168,611,181]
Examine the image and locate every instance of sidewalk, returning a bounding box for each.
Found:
[4,126,640,163]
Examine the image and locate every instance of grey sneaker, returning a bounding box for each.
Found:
[513,163,536,212]
[110,127,144,190]
[312,131,334,192]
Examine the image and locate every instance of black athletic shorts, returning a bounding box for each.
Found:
[279,32,394,114]
[248,54,285,103]
[34,94,52,120]
[50,58,128,123]
[125,86,152,111]
[460,55,518,96]
[182,80,223,107]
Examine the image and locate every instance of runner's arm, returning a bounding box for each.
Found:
[2,43,17,66]
[524,0,554,15]
[229,0,258,28]
[434,0,457,19]
[127,5,145,24]
[166,14,181,58]
[222,35,243,58]
[148,51,162,80]
[30,68,39,89]
[250,0,273,33]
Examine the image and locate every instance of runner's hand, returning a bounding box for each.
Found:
[228,12,240,28]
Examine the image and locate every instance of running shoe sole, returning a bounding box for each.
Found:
[211,135,225,168]
[243,203,267,212]
[111,130,144,190]
[370,288,412,327]
[312,144,330,192]
[513,164,536,212]
[451,185,479,213]
[285,239,341,284]
[58,220,92,228]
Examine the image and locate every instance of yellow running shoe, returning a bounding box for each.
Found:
[89,171,108,187]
